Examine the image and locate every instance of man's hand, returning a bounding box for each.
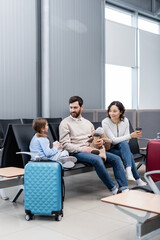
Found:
[95,139,103,147]
[81,146,93,153]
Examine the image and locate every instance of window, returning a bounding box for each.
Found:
[105,6,132,26]
[105,4,160,110]
[105,6,133,109]
[138,16,160,34]
[105,65,132,109]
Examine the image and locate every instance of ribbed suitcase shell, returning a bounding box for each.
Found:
[146,140,160,182]
[24,161,63,218]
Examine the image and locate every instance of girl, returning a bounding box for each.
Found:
[29,118,77,168]
[102,101,146,186]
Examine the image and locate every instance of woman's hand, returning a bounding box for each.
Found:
[130,131,141,139]
[53,141,63,149]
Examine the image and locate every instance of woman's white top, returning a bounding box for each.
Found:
[102,117,131,145]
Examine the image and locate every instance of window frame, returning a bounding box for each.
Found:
[104,4,160,109]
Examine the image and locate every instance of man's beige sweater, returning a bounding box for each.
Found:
[59,116,94,153]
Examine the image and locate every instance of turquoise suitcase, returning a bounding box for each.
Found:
[24,161,64,221]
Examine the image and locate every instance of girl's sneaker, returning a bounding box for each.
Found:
[59,156,77,169]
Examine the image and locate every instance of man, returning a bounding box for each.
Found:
[59,96,128,194]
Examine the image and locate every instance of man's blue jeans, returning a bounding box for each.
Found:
[109,141,140,180]
[74,151,128,192]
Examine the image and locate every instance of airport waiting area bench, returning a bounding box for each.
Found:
[0,121,145,174]
[0,120,145,201]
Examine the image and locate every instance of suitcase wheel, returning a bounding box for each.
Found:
[25,214,33,221]
[55,214,62,221]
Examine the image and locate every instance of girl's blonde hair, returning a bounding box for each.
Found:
[32,118,50,141]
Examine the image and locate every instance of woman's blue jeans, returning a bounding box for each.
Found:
[74,151,128,192]
[109,141,140,180]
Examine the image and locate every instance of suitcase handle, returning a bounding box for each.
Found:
[62,178,65,201]
[31,158,54,162]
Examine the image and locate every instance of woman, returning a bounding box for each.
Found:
[102,101,146,186]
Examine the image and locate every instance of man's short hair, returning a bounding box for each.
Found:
[69,96,83,107]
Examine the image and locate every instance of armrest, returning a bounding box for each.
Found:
[139,138,152,141]
[139,147,147,151]
[16,152,39,160]
[144,170,160,194]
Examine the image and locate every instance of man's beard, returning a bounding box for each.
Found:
[71,109,81,118]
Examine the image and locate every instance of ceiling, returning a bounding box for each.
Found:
[106,0,160,19]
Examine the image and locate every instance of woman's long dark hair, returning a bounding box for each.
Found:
[107,101,125,121]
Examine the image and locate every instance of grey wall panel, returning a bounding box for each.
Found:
[0,0,37,118]
[49,0,104,118]
[137,109,160,147]
[82,110,96,122]
[125,109,136,130]
[96,110,107,122]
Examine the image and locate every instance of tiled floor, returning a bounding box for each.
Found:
[0,165,160,240]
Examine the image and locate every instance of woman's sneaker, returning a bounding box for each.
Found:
[136,179,147,186]
[126,167,135,181]
[126,173,135,181]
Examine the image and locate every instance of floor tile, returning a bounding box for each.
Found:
[1,225,76,240]
[40,211,129,240]
[0,211,36,237]
[94,224,136,240]
[0,163,159,240]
